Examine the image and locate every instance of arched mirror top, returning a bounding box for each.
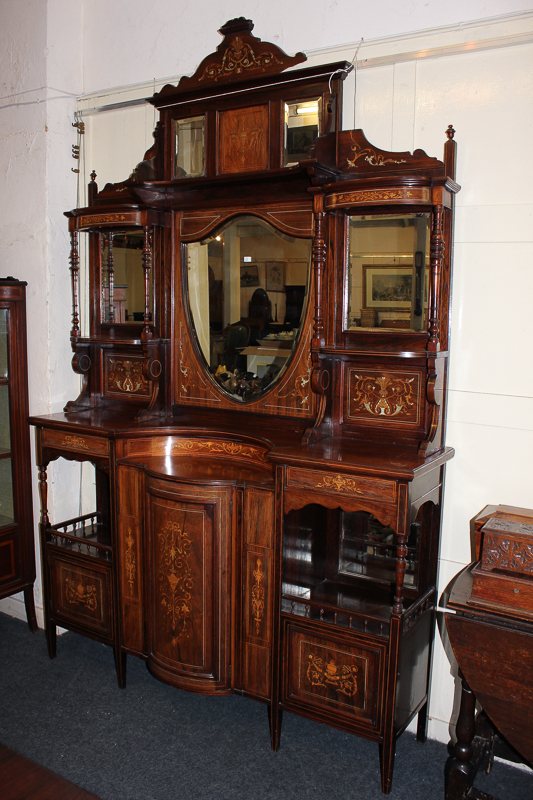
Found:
[185,214,312,403]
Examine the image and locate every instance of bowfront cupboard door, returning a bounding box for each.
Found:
[146,476,234,693]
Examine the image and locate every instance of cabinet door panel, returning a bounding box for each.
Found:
[283,621,387,734]
[49,550,113,639]
[147,480,232,691]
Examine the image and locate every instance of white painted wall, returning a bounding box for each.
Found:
[0,0,83,621]
[1,0,532,748]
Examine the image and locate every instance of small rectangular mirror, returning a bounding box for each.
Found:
[347,213,430,332]
[284,99,321,167]
[174,116,205,179]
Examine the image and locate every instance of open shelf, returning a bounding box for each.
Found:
[46,512,111,560]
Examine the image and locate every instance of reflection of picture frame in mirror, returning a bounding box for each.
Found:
[240,265,259,287]
[286,125,318,162]
[266,261,285,292]
[363,265,413,311]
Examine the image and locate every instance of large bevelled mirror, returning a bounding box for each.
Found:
[347,213,430,332]
[186,215,312,402]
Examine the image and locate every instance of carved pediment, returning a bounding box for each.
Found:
[338,130,445,175]
[153,18,306,100]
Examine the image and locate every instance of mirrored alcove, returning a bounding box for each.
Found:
[100,230,152,324]
[186,215,312,402]
[347,213,430,332]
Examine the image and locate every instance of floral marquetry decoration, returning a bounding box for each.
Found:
[157,520,194,645]
[347,369,420,425]
[306,654,359,697]
[105,355,150,397]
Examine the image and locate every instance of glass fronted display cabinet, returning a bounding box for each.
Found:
[29,18,459,794]
[0,278,37,630]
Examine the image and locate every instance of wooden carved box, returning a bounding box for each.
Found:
[471,510,533,613]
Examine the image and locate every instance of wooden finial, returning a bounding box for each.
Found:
[443,126,457,181]
[446,124,455,141]
[88,171,98,206]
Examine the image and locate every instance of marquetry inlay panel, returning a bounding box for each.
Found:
[77,212,141,229]
[286,467,397,504]
[219,105,269,174]
[284,625,386,730]
[104,354,150,398]
[325,187,430,209]
[49,554,112,638]
[42,429,109,458]
[151,499,207,669]
[346,368,421,426]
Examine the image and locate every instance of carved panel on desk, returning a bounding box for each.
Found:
[346,368,421,426]
[104,354,150,398]
[219,105,269,174]
[286,467,397,504]
[481,525,533,575]
[283,623,386,732]
[49,551,113,638]
[42,429,109,458]
[117,465,145,653]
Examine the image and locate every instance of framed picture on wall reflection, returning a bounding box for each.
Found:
[266,261,285,292]
[363,265,413,311]
[240,265,260,287]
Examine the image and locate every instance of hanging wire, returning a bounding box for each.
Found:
[351,38,364,129]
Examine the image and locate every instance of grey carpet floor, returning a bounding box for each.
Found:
[0,613,530,799]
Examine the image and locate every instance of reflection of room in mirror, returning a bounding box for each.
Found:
[100,231,152,324]
[283,98,321,167]
[348,213,430,332]
[186,215,311,402]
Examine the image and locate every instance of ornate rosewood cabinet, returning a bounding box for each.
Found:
[29,19,459,793]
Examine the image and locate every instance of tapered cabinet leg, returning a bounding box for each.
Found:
[417,700,428,743]
[23,586,38,632]
[268,705,283,751]
[378,738,396,795]
[45,620,56,659]
[114,646,127,689]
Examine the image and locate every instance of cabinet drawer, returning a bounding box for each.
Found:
[282,620,387,734]
[286,466,396,504]
[42,429,109,458]
[48,550,113,639]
